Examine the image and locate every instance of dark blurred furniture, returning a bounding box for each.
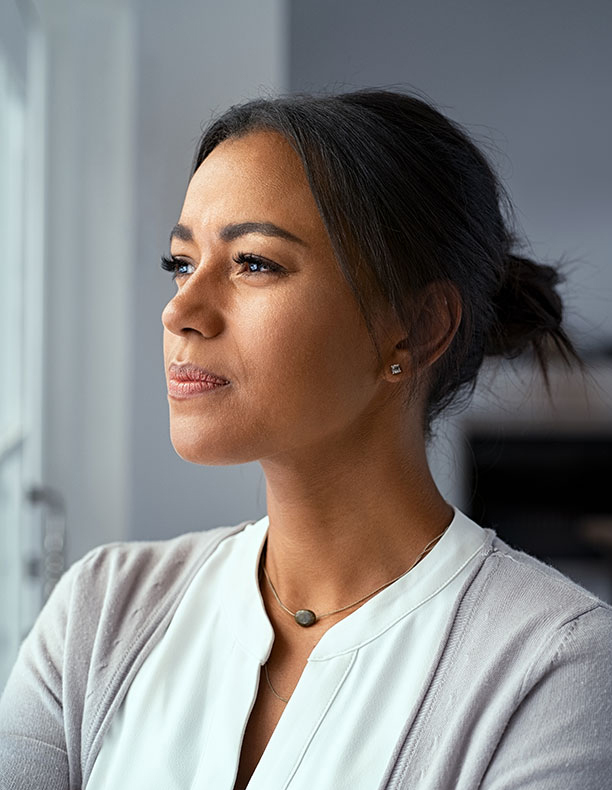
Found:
[461,352,612,602]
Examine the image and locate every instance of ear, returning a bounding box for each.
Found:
[382,281,462,382]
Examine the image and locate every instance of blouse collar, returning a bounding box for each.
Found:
[221,507,492,662]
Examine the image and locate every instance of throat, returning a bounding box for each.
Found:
[258,516,450,630]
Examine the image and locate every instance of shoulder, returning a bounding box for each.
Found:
[471,540,612,788]
[14,520,254,674]
[70,521,250,596]
[60,522,254,676]
[481,533,611,622]
[456,531,612,687]
[391,529,611,787]
[446,510,612,647]
[15,519,256,704]
[0,520,255,787]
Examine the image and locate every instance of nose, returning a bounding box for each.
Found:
[161,274,224,338]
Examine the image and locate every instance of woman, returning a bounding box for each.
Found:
[1,89,610,789]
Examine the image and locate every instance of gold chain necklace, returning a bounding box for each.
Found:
[261,528,447,627]
[263,662,290,703]
[259,527,448,703]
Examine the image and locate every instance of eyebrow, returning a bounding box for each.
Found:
[169,221,307,247]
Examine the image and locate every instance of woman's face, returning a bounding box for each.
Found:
[162,130,395,465]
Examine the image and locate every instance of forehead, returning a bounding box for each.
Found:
[180,130,325,241]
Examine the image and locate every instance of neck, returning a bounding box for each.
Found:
[258,418,453,618]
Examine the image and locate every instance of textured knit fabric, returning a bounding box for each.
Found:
[0,516,611,789]
[86,509,488,789]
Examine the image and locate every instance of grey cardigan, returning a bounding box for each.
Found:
[1,520,611,790]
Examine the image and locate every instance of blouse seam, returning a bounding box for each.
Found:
[281,650,358,790]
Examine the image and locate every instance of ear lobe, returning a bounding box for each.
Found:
[380,281,461,383]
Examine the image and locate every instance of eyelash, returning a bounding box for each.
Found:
[160,251,286,281]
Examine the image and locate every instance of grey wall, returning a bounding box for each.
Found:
[129,0,287,541]
[289,0,612,349]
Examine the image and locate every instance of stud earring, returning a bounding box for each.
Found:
[390,364,402,375]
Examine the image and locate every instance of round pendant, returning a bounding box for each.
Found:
[295,609,317,627]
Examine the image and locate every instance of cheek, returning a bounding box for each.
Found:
[162,329,171,359]
[247,289,377,420]
[163,329,180,378]
[162,273,380,460]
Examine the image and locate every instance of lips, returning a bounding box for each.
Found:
[168,362,229,385]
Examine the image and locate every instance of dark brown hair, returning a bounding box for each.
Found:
[190,88,580,430]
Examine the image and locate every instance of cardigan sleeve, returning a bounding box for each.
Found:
[480,605,612,790]
[0,552,91,790]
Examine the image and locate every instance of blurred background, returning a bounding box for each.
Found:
[1,0,611,688]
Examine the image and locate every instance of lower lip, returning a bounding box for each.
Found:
[167,378,229,399]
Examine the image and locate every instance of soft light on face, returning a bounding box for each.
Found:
[161,130,389,466]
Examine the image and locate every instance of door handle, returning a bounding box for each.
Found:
[24,485,67,602]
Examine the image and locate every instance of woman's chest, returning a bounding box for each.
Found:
[88,623,448,790]
[231,669,286,790]
[88,558,468,789]
[232,641,315,790]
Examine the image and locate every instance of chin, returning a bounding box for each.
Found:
[174,450,241,466]
[169,427,263,467]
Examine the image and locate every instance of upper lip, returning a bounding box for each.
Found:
[168,362,229,384]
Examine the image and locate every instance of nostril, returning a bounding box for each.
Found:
[161,286,225,340]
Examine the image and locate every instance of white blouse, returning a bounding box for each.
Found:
[88,508,487,790]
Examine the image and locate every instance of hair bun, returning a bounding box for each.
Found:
[484,254,567,359]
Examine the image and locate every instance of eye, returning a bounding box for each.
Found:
[160,254,194,281]
[232,251,286,276]
[160,251,288,282]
